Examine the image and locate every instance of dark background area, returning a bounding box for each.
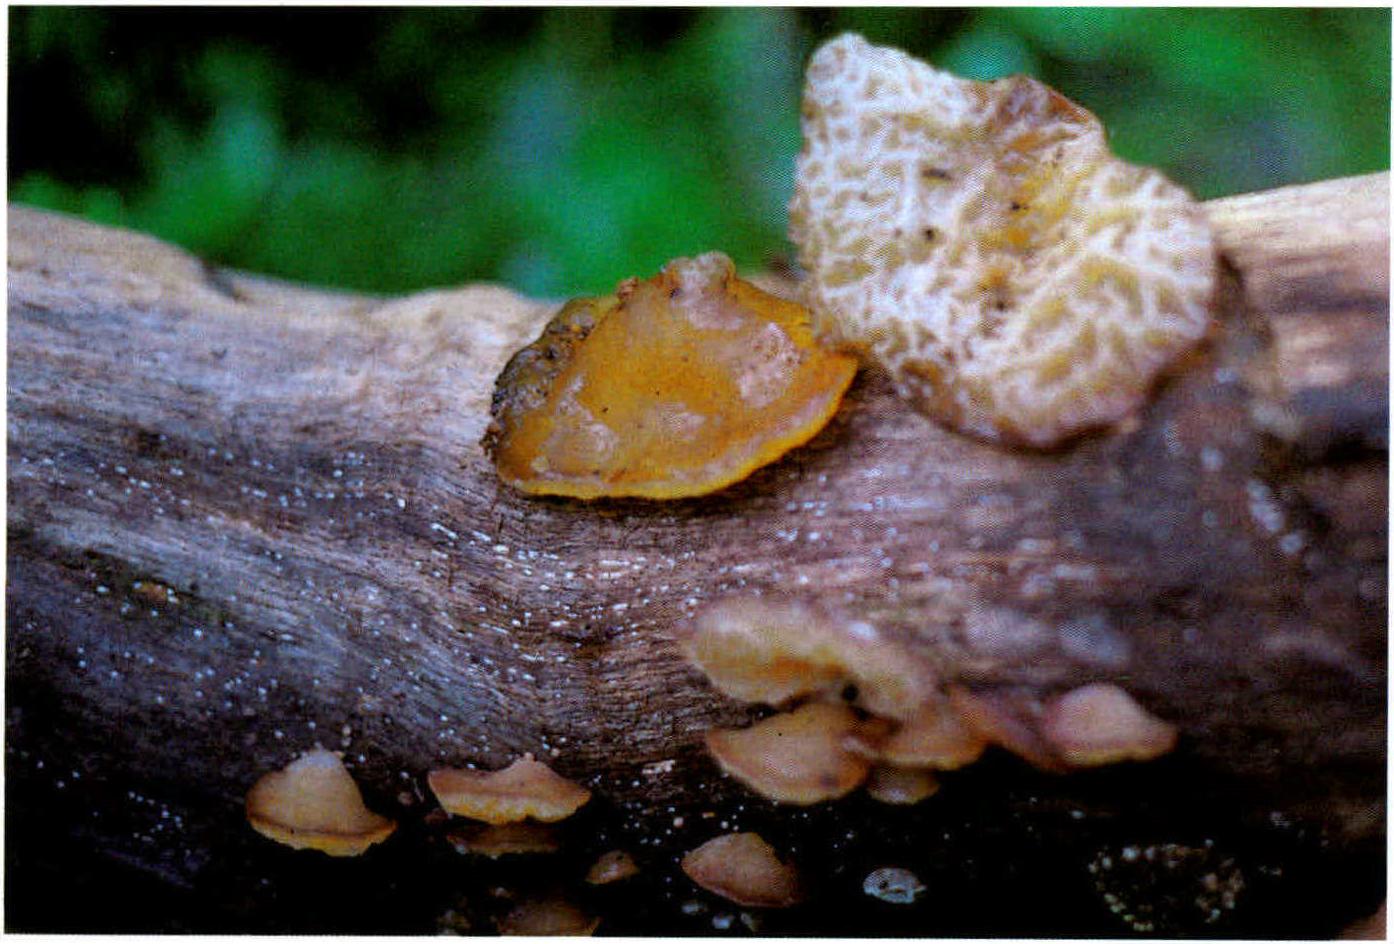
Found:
[9,7,1390,297]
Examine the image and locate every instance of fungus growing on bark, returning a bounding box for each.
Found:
[705,701,871,804]
[682,596,938,720]
[244,748,396,856]
[681,833,805,908]
[428,754,591,824]
[1040,682,1178,766]
[946,684,1069,773]
[483,252,857,499]
[445,821,561,858]
[877,695,989,769]
[789,34,1216,447]
[865,764,941,805]
[497,896,600,936]
[585,849,640,885]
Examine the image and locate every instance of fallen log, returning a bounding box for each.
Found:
[6,173,1387,935]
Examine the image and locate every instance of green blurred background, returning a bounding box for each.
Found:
[10,7,1390,298]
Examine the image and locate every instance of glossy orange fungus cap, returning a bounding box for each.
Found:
[484,252,858,499]
[245,748,397,856]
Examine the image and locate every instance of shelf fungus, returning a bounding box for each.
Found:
[445,821,561,858]
[865,764,941,805]
[789,34,1217,447]
[428,754,591,824]
[1039,682,1178,766]
[483,252,857,499]
[681,832,805,908]
[244,748,396,856]
[705,701,871,804]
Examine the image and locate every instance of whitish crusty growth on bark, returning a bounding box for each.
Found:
[789,33,1216,447]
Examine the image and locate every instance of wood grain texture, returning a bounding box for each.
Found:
[6,173,1387,935]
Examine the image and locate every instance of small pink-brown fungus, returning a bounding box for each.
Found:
[445,821,560,858]
[946,684,1069,773]
[497,896,600,936]
[681,832,805,908]
[428,754,591,824]
[705,701,870,804]
[865,764,941,805]
[877,695,989,770]
[1040,682,1178,766]
[585,849,640,885]
[483,252,857,499]
[790,34,1216,447]
[682,596,938,721]
[245,747,396,856]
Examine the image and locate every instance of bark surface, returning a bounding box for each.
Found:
[6,174,1388,935]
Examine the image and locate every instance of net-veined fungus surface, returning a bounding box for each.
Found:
[790,33,1216,447]
[484,252,857,499]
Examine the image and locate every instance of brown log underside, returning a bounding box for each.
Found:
[6,173,1388,936]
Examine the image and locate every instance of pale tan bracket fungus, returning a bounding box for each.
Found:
[428,753,591,824]
[681,595,939,721]
[483,252,857,499]
[705,701,871,804]
[681,832,805,908]
[1039,682,1178,766]
[865,764,941,805]
[245,747,397,856]
[445,821,561,858]
[585,849,641,885]
[497,896,600,936]
[790,33,1217,447]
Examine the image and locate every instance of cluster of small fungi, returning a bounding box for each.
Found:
[683,596,1178,803]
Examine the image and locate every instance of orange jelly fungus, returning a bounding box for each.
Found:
[1040,682,1178,766]
[428,754,591,824]
[483,252,857,499]
[705,701,870,804]
[244,748,396,857]
[681,832,805,908]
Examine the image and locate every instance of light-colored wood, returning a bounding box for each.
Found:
[7,173,1387,933]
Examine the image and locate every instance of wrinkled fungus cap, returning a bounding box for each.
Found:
[484,252,857,498]
[428,754,591,824]
[790,34,1216,447]
[681,832,805,908]
[705,701,870,804]
[245,748,396,856]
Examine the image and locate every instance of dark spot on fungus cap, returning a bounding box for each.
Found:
[681,832,805,908]
[428,753,591,824]
[483,252,857,499]
[244,747,396,856]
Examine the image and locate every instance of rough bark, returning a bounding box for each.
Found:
[6,173,1387,935]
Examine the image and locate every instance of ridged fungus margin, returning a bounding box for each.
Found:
[483,252,857,499]
[790,33,1216,448]
[428,754,592,824]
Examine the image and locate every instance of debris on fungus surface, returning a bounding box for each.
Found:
[865,764,941,805]
[428,754,591,824]
[483,252,857,499]
[682,595,939,720]
[705,701,871,804]
[789,33,1216,447]
[681,832,805,908]
[497,896,600,936]
[445,821,561,858]
[1040,682,1178,766]
[244,747,396,856]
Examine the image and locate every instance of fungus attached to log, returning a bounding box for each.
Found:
[681,832,805,908]
[483,252,857,499]
[704,701,870,804]
[789,33,1216,447]
[682,596,938,720]
[865,764,941,805]
[1040,682,1179,766]
[877,695,989,770]
[445,821,561,858]
[428,754,591,824]
[497,896,600,936]
[946,685,1070,773]
[244,748,396,856]
[585,849,640,885]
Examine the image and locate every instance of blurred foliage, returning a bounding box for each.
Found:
[10,7,1390,297]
